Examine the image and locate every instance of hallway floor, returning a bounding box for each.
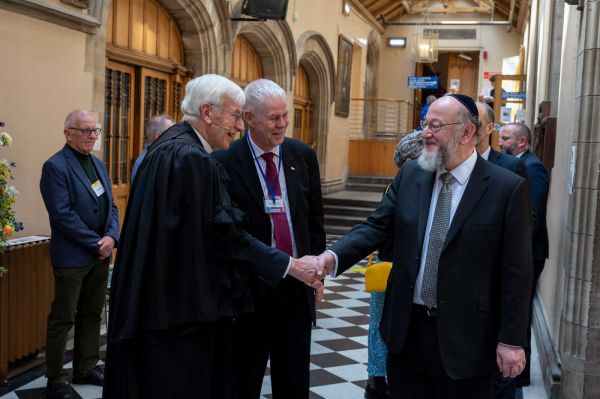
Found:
[0,238,548,399]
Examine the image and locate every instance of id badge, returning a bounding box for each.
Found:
[91,180,106,197]
[264,197,285,214]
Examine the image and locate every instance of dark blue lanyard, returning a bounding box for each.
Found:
[246,133,283,201]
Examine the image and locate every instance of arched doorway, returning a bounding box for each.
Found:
[104,0,192,223]
[230,35,263,88]
[293,65,314,147]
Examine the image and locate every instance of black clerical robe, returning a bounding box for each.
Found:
[103,122,289,399]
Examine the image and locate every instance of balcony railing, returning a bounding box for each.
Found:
[349,98,414,140]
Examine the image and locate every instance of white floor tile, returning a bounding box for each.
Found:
[338,348,369,364]
[311,381,366,399]
[318,308,363,318]
[337,291,371,299]
[310,342,334,355]
[315,318,354,329]
[326,363,368,382]
[329,299,369,308]
[312,328,345,341]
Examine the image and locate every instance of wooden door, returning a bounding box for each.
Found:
[104,61,136,227]
[293,66,314,146]
[447,52,479,99]
[231,35,263,88]
[139,68,171,153]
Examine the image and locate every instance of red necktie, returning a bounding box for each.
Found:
[261,152,293,256]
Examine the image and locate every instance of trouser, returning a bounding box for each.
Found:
[46,258,109,383]
[387,305,492,399]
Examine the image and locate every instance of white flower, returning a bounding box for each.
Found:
[0,132,12,147]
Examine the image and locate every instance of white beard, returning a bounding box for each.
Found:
[417,131,461,172]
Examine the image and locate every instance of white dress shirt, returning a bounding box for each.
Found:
[247,133,296,276]
[192,127,213,153]
[481,146,491,161]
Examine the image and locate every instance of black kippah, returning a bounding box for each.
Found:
[448,94,479,119]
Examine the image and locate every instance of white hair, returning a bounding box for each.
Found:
[244,79,287,111]
[181,74,245,123]
[64,109,93,129]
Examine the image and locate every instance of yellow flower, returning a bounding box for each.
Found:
[3,224,14,238]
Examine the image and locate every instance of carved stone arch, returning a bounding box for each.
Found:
[156,0,232,75]
[233,20,297,91]
[295,31,336,177]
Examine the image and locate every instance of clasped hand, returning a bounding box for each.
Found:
[287,252,337,302]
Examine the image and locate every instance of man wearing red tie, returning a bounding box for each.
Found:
[212,79,325,399]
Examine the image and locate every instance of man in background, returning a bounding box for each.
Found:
[40,110,119,399]
[499,122,550,389]
[130,115,175,183]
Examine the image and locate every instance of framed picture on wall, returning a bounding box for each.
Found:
[335,35,353,117]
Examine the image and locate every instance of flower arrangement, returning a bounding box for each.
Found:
[0,122,23,278]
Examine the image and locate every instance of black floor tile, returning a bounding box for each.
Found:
[309,369,345,387]
[317,339,366,352]
[310,352,357,368]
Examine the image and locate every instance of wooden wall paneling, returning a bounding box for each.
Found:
[157,10,170,59]
[231,36,263,88]
[169,23,181,63]
[114,0,130,48]
[106,5,113,44]
[130,0,144,52]
[0,254,7,384]
[144,1,157,56]
[348,140,398,176]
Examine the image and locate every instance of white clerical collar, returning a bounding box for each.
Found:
[437,149,477,185]
[247,131,280,159]
[192,126,213,153]
[481,146,491,160]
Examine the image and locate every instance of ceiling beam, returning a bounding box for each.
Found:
[362,0,380,7]
[410,1,491,13]
[401,0,412,13]
[349,0,386,33]
[366,0,391,14]
[386,7,404,20]
[516,0,529,32]
[373,1,402,17]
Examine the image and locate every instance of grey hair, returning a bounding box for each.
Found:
[476,102,495,124]
[503,123,532,144]
[181,74,245,123]
[458,106,481,131]
[64,110,93,129]
[145,115,175,142]
[244,79,287,112]
[426,95,437,104]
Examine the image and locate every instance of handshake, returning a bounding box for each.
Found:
[288,252,336,302]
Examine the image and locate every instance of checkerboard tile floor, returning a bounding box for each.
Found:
[0,236,547,399]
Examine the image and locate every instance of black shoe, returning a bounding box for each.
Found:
[364,376,389,399]
[46,382,72,399]
[72,365,104,386]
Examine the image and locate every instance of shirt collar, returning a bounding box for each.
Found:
[436,149,477,185]
[515,150,525,158]
[192,126,213,153]
[481,146,491,161]
[247,131,280,159]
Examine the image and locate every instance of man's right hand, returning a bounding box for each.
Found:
[316,251,336,277]
[288,255,319,284]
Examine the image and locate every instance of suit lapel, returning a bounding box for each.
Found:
[235,135,265,209]
[443,157,490,250]
[63,146,97,201]
[282,140,299,219]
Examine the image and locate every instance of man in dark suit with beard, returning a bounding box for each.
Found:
[213,79,325,399]
[317,95,533,398]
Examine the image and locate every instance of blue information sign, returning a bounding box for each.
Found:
[502,91,527,100]
[408,76,439,89]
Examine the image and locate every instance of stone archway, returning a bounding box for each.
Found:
[295,31,336,177]
[233,20,297,91]
[156,0,232,76]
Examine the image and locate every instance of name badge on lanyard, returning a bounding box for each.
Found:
[91,180,106,197]
[264,197,285,214]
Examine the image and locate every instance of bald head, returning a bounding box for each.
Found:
[475,102,495,154]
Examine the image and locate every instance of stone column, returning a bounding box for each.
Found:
[560,0,600,397]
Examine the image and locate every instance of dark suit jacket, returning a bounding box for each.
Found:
[213,136,326,322]
[40,144,119,268]
[520,150,549,263]
[487,148,528,180]
[330,156,533,379]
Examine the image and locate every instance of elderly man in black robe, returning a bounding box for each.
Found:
[103,74,322,399]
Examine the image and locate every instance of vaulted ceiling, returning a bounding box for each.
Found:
[356,0,529,31]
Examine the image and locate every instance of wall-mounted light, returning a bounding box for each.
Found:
[458,53,473,61]
[342,0,351,16]
[387,37,407,48]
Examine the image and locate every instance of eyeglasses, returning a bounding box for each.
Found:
[68,127,101,137]
[420,120,463,133]
[211,104,243,122]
